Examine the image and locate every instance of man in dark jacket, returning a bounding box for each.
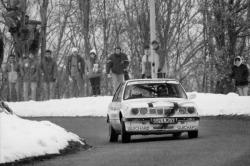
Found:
[66,47,85,97]
[41,50,57,100]
[106,46,129,94]
[231,56,249,96]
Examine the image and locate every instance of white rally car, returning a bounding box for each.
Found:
[107,79,199,143]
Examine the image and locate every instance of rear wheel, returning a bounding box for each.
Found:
[109,124,118,142]
[188,130,198,139]
[121,120,131,143]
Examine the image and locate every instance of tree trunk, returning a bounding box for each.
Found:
[79,0,91,96]
[40,0,49,59]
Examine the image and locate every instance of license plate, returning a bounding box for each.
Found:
[151,118,177,124]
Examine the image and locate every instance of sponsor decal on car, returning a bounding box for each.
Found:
[127,125,150,131]
[176,125,197,130]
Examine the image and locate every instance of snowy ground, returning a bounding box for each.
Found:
[1,92,250,164]
[0,111,84,164]
[6,92,250,117]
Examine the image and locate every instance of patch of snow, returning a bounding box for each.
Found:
[188,92,250,116]
[8,96,113,117]
[0,113,84,164]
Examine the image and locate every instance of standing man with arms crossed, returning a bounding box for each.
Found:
[66,47,85,97]
[106,46,129,94]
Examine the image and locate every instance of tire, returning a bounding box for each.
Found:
[188,130,198,139]
[173,132,182,139]
[121,120,131,143]
[109,124,118,142]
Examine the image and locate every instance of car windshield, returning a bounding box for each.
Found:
[123,82,187,100]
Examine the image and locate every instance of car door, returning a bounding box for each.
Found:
[109,83,124,128]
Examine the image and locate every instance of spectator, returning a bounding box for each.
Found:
[230,56,249,96]
[66,47,85,97]
[106,46,129,94]
[88,49,101,95]
[151,40,163,78]
[5,54,21,101]
[41,50,57,100]
[21,53,39,101]
[141,45,152,79]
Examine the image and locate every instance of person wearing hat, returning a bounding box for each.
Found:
[106,46,129,94]
[40,49,57,100]
[151,40,163,78]
[5,54,21,101]
[88,49,101,95]
[230,56,249,96]
[66,47,85,97]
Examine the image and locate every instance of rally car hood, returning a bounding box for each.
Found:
[122,98,194,109]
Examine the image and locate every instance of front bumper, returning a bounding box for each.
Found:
[124,117,199,134]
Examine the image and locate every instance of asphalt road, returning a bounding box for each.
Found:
[23,117,250,166]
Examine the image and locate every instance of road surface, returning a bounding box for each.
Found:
[23,117,250,166]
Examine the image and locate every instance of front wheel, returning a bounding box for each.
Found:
[188,130,198,139]
[121,120,131,143]
[109,124,118,142]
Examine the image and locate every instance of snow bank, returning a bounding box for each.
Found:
[0,112,84,164]
[6,93,250,117]
[8,96,113,117]
[189,92,250,116]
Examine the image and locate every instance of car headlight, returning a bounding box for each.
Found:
[178,107,196,114]
[179,107,187,114]
[140,108,148,115]
[131,108,139,115]
[187,107,196,114]
[157,108,164,115]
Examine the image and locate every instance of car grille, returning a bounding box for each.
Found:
[149,108,156,114]
[147,107,175,116]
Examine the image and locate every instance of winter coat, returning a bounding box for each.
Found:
[41,57,57,82]
[106,53,129,74]
[88,54,102,79]
[5,60,21,83]
[66,54,85,78]
[231,64,249,86]
[21,57,40,82]
[141,54,153,78]
[154,47,163,72]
